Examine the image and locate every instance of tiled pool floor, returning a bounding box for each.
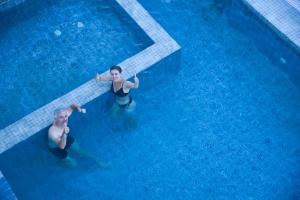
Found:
[0,0,299,199]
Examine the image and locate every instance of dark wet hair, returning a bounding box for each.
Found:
[110,65,122,73]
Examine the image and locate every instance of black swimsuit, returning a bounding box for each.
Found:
[48,134,75,159]
[111,81,133,107]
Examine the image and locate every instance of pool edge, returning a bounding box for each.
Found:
[241,0,300,54]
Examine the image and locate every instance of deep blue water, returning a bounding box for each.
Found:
[0,0,151,129]
[1,0,300,199]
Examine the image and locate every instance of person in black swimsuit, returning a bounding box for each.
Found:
[96,65,139,112]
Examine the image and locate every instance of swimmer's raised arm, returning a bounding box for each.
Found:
[124,73,139,89]
[133,73,139,89]
[96,73,112,81]
[67,104,86,116]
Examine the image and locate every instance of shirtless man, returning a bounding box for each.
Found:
[48,104,86,161]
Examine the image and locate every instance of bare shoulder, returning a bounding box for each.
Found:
[48,125,60,140]
[48,125,55,137]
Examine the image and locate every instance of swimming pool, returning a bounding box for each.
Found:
[0,0,152,129]
[1,0,300,199]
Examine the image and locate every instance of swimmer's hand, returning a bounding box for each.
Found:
[64,126,70,134]
[133,73,139,89]
[134,73,138,81]
[96,73,101,81]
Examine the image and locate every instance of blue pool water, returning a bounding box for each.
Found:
[0,0,151,129]
[1,0,300,199]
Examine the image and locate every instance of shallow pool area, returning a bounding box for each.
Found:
[0,0,300,199]
[0,0,152,129]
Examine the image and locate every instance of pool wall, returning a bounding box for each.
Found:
[0,171,17,200]
[242,0,300,54]
[224,0,300,89]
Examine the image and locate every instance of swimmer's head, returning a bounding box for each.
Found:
[54,108,68,125]
[110,65,122,73]
[110,65,122,81]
